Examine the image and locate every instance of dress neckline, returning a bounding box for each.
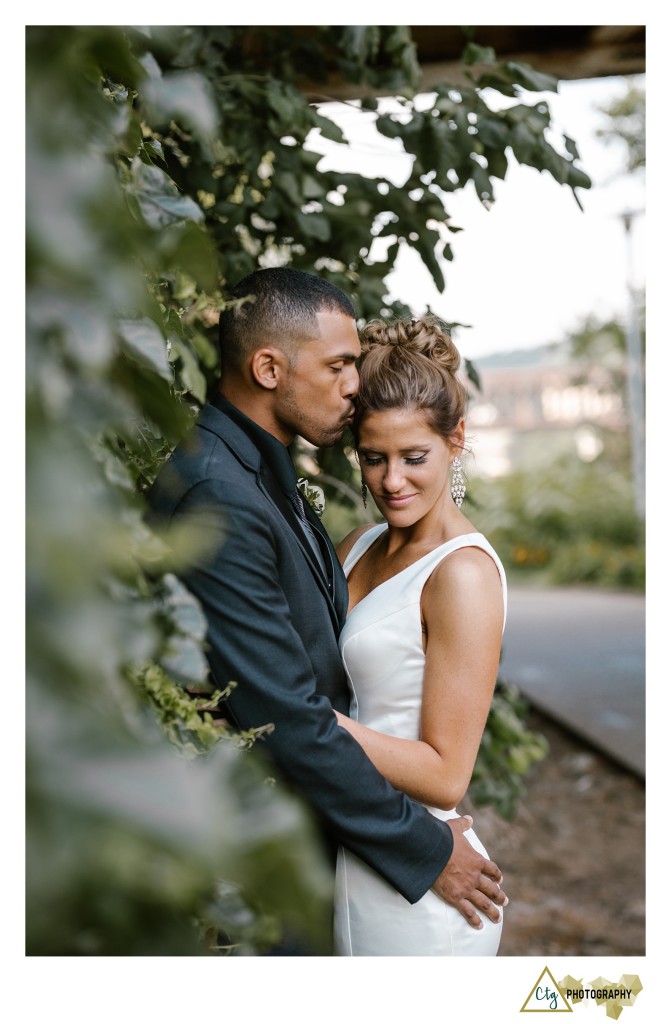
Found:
[345,525,488,616]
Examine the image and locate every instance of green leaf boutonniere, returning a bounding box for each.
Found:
[297,477,325,518]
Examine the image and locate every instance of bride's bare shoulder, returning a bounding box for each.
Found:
[335,523,379,566]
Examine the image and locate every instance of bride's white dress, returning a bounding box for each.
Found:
[333,524,507,956]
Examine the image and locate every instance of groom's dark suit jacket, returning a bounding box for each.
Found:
[147,396,453,903]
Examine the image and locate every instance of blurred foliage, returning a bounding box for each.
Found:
[570,313,628,361]
[595,79,645,174]
[470,681,549,821]
[567,310,644,405]
[471,456,644,591]
[470,304,644,592]
[27,25,590,954]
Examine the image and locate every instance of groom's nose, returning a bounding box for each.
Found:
[342,362,359,399]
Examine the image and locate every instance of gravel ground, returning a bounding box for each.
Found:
[462,709,646,957]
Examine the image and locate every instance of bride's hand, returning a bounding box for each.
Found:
[431,815,508,928]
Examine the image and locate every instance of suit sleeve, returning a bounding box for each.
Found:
[173,479,453,904]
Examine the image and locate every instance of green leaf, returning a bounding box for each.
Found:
[475,116,510,150]
[503,61,558,94]
[567,164,591,190]
[116,110,144,159]
[296,211,331,242]
[29,292,115,370]
[375,115,405,141]
[471,163,494,203]
[143,69,219,142]
[564,134,580,159]
[132,162,204,229]
[385,240,400,266]
[161,635,210,684]
[267,81,302,125]
[164,221,219,291]
[464,356,481,392]
[410,230,445,292]
[471,72,518,97]
[312,112,346,144]
[339,25,377,66]
[509,122,537,164]
[484,146,508,181]
[170,337,208,403]
[143,138,166,163]
[189,329,220,371]
[276,169,303,207]
[302,173,326,199]
[118,318,172,381]
[524,102,552,133]
[462,42,497,66]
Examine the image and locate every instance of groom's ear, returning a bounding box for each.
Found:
[250,347,286,390]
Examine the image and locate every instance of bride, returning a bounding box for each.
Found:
[333,316,507,956]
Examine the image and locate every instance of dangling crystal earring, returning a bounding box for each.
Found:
[451,456,466,508]
[361,476,368,509]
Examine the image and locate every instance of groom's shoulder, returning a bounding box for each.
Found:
[148,405,260,513]
[172,404,259,476]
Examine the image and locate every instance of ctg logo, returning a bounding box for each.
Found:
[521,967,572,1013]
[521,968,643,1016]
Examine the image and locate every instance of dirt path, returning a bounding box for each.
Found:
[463,710,645,956]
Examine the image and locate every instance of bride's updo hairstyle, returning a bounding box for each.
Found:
[353,316,468,445]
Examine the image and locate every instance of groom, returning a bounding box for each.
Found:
[147,267,507,932]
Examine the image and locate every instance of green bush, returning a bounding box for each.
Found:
[472,456,644,590]
[470,681,549,821]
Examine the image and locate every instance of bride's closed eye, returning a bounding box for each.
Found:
[360,454,429,466]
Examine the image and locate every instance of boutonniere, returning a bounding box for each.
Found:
[297,477,325,519]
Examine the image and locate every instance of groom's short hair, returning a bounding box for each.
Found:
[218,267,356,373]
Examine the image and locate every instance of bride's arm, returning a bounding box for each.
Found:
[335,547,504,810]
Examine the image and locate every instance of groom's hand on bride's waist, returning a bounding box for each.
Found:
[430,814,508,929]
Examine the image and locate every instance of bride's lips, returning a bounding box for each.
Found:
[382,493,416,508]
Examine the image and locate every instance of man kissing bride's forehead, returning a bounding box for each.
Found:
[148,268,507,955]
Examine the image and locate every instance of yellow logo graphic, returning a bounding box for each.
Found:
[520,970,644,1018]
[557,975,644,1020]
[521,967,573,1012]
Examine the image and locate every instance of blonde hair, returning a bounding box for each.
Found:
[353,316,468,443]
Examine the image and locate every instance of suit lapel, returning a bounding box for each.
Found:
[304,503,349,626]
[259,466,321,573]
[258,469,344,634]
[198,403,347,631]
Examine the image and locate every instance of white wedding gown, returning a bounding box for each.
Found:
[333,525,507,956]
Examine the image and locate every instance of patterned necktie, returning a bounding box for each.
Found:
[290,488,331,588]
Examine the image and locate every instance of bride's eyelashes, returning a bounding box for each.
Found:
[361,454,429,467]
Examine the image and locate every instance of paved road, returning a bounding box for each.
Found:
[499,585,645,777]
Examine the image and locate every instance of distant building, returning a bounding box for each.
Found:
[465,342,626,478]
